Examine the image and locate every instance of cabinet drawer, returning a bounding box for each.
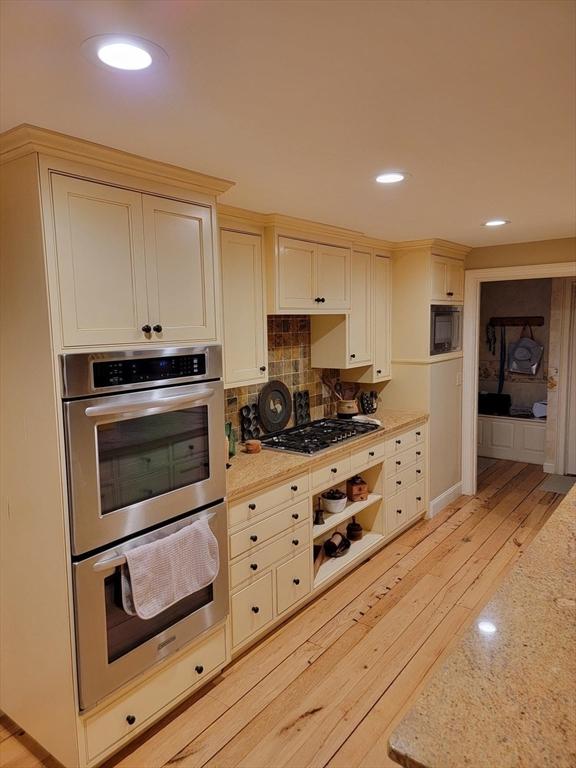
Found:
[117,447,170,479]
[385,462,424,498]
[311,456,351,491]
[351,441,385,471]
[229,474,309,528]
[229,498,309,559]
[276,550,312,615]
[385,445,425,477]
[385,490,408,534]
[230,523,309,590]
[84,627,226,762]
[231,572,273,647]
[406,479,426,519]
[385,426,425,457]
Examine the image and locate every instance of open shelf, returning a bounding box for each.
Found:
[312,493,382,539]
[314,532,384,588]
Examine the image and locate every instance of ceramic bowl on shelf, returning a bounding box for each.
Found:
[321,489,348,514]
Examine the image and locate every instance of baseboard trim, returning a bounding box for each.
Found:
[428,482,463,517]
[543,462,556,474]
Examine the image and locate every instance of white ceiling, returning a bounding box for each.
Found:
[1,0,575,246]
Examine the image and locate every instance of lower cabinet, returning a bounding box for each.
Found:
[231,572,274,646]
[276,550,312,614]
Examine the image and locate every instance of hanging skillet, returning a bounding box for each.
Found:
[258,380,292,433]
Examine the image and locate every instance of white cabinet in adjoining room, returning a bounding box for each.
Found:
[51,174,218,348]
[220,229,268,387]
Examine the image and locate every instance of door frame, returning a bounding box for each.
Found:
[462,261,576,495]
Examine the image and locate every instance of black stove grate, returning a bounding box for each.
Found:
[260,418,379,454]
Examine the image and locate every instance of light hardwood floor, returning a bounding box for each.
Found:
[0,461,562,768]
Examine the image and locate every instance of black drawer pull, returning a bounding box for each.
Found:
[417,469,422,474]
[416,431,421,437]
[320,297,326,303]
[292,539,299,546]
[250,534,258,542]
[396,460,401,466]
[331,467,338,473]
[152,324,163,333]
[250,563,258,571]
[141,324,151,334]
[291,485,298,491]
[260,365,267,372]
[195,665,204,674]
[396,480,402,486]
[293,578,300,585]
[314,297,321,303]
[416,451,421,456]
[248,503,256,511]
[376,369,382,375]
[369,451,375,457]
[251,606,260,614]
[292,513,299,520]
[396,439,401,445]
[350,353,356,359]
[126,714,136,725]
[396,509,402,515]
[416,496,422,502]
[446,291,454,297]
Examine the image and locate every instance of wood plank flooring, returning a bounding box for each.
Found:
[0,461,563,768]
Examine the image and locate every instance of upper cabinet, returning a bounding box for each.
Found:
[220,229,267,388]
[267,234,351,313]
[51,174,218,348]
[371,253,392,379]
[347,248,373,365]
[430,254,464,304]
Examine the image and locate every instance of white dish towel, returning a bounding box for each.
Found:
[121,517,219,620]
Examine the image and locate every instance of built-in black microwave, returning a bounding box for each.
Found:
[430,305,462,355]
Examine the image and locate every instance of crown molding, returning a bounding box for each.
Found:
[353,235,395,252]
[0,124,235,198]
[263,212,364,244]
[216,204,268,226]
[390,238,471,258]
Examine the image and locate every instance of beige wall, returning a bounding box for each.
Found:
[466,238,576,270]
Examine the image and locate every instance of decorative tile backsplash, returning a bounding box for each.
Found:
[224,316,338,441]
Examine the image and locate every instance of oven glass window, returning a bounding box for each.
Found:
[97,407,209,514]
[105,572,213,662]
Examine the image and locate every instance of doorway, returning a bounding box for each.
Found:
[461,263,576,495]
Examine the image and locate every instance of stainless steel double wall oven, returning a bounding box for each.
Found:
[61,346,228,710]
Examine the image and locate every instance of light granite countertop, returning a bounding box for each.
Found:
[226,408,428,501]
[389,484,576,768]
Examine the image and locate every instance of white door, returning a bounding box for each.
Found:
[566,283,576,474]
[277,237,317,310]
[221,230,267,387]
[51,175,149,347]
[373,255,391,379]
[142,196,217,342]
[316,243,351,310]
[348,249,372,365]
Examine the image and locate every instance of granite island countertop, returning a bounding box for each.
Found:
[388,484,576,768]
[226,408,428,501]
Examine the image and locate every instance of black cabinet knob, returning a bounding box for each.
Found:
[315,297,321,303]
[446,291,454,297]
[320,297,326,303]
[141,324,152,334]
[126,714,136,725]
[292,513,299,520]
[396,480,402,486]
[396,439,401,445]
[260,366,267,372]
[417,469,422,474]
[250,534,258,542]
[331,467,338,473]
[250,563,258,571]
[396,460,401,465]
[292,539,299,546]
[416,451,421,456]
[291,485,298,491]
[396,509,402,515]
[293,578,300,585]
[195,665,204,674]
[248,503,256,510]
[153,324,163,333]
[251,606,260,614]
[416,431,421,437]
[416,496,422,502]
[376,369,382,375]
[350,353,356,359]
[369,451,375,457]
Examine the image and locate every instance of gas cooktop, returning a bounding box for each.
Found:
[260,418,379,454]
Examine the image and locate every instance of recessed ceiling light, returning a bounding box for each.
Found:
[376,171,408,184]
[81,34,168,71]
[483,219,510,227]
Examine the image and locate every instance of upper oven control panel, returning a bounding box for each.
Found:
[93,354,207,388]
[60,346,222,399]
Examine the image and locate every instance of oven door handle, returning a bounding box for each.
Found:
[84,388,215,420]
[92,511,217,572]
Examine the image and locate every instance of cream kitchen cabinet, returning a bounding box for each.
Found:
[220,229,267,387]
[51,174,217,347]
[266,234,351,313]
[430,254,464,304]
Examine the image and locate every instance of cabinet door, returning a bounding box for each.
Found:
[373,255,391,379]
[277,237,317,310]
[348,249,372,365]
[445,260,464,302]
[143,196,217,342]
[51,175,149,347]
[316,243,350,309]
[221,230,267,387]
[430,256,447,302]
